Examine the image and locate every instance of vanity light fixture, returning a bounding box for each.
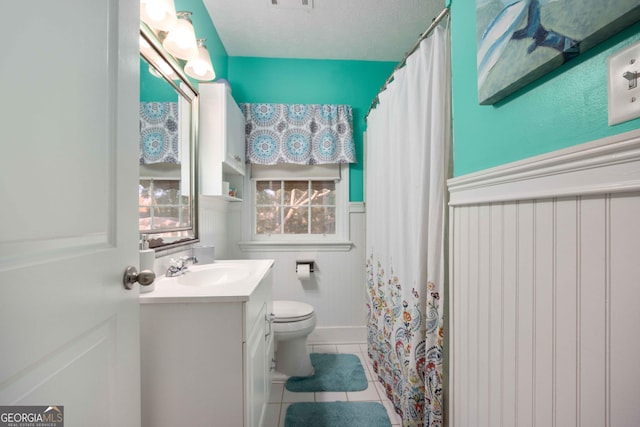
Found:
[162,11,198,60]
[140,0,177,32]
[184,39,216,81]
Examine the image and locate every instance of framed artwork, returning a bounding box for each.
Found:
[476,0,640,105]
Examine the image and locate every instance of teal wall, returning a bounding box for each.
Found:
[149,0,395,201]
[139,57,179,102]
[451,2,640,176]
[228,57,396,202]
[145,0,640,192]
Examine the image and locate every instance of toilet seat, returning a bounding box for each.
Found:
[273,300,314,323]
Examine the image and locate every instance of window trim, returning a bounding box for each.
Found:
[237,240,353,252]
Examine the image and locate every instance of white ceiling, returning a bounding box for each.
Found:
[202,0,446,62]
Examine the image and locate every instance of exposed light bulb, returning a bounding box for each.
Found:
[145,2,166,22]
[140,0,177,32]
[185,39,216,81]
[162,11,198,60]
[192,61,208,77]
[175,33,193,50]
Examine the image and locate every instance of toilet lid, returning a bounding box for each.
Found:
[272,300,314,322]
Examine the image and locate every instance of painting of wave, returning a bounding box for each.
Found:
[476,0,640,105]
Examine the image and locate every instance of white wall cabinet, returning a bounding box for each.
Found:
[141,269,274,427]
[200,82,246,201]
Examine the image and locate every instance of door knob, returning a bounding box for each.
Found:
[123,266,156,290]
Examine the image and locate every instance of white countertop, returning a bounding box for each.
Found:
[139,259,274,304]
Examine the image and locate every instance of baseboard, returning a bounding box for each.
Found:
[308,326,367,345]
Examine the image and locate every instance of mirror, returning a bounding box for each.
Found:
[139,25,198,249]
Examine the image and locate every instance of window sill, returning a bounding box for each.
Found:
[238,240,354,252]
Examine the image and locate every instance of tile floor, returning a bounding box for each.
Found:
[264,343,402,427]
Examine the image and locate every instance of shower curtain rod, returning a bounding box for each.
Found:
[365,6,450,121]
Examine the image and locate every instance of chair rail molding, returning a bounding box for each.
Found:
[448,128,640,206]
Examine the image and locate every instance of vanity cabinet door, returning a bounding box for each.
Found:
[243,268,273,427]
[246,303,268,427]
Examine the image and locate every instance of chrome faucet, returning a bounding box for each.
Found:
[165,256,198,277]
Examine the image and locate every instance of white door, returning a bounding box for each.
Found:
[0,1,141,426]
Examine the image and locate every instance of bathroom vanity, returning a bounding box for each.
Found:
[140,259,274,427]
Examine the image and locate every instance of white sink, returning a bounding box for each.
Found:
[173,263,251,287]
[140,259,274,303]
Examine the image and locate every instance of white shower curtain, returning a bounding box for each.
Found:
[365,24,450,427]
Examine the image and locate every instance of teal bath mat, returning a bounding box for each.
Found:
[285,353,367,392]
[285,402,391,427]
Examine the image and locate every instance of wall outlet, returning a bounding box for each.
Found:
[608,40,640,126]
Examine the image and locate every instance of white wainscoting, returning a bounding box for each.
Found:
[199,195,233,259]
[447,129,640,427]
[158,200,367,344]
[196,199,367,344]
[238,204,367,344]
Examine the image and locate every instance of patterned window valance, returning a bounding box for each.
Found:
[139,102,180,164]
[241,103,356,165]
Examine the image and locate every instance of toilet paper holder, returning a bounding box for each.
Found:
[295,260,315,273]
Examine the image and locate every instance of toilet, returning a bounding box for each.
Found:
[272,300,317,377]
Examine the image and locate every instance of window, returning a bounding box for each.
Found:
[244,164,351,248]
[255,180,336,236]
[139,178,192,240]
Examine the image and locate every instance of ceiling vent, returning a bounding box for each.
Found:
[268,0,313,10]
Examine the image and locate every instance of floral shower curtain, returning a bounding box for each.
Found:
[365,24,450,427]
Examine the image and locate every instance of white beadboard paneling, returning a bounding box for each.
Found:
[198,196,366,344]
[198,196,232,258]
[579,196,606,427]
[460,205,476,425]
[452,205,464,427]
[468,206,479,427]
[448,205,459,427]
[609,192,640,427]
[502,202,517,427]
[152,201,367,345]
[534,200,554,427]
[477,205,490,427]
[517,201,534,427]
[237,208,367,344]
[489,204,502,427]
[448,130,640,427]
[554,198,578,427]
